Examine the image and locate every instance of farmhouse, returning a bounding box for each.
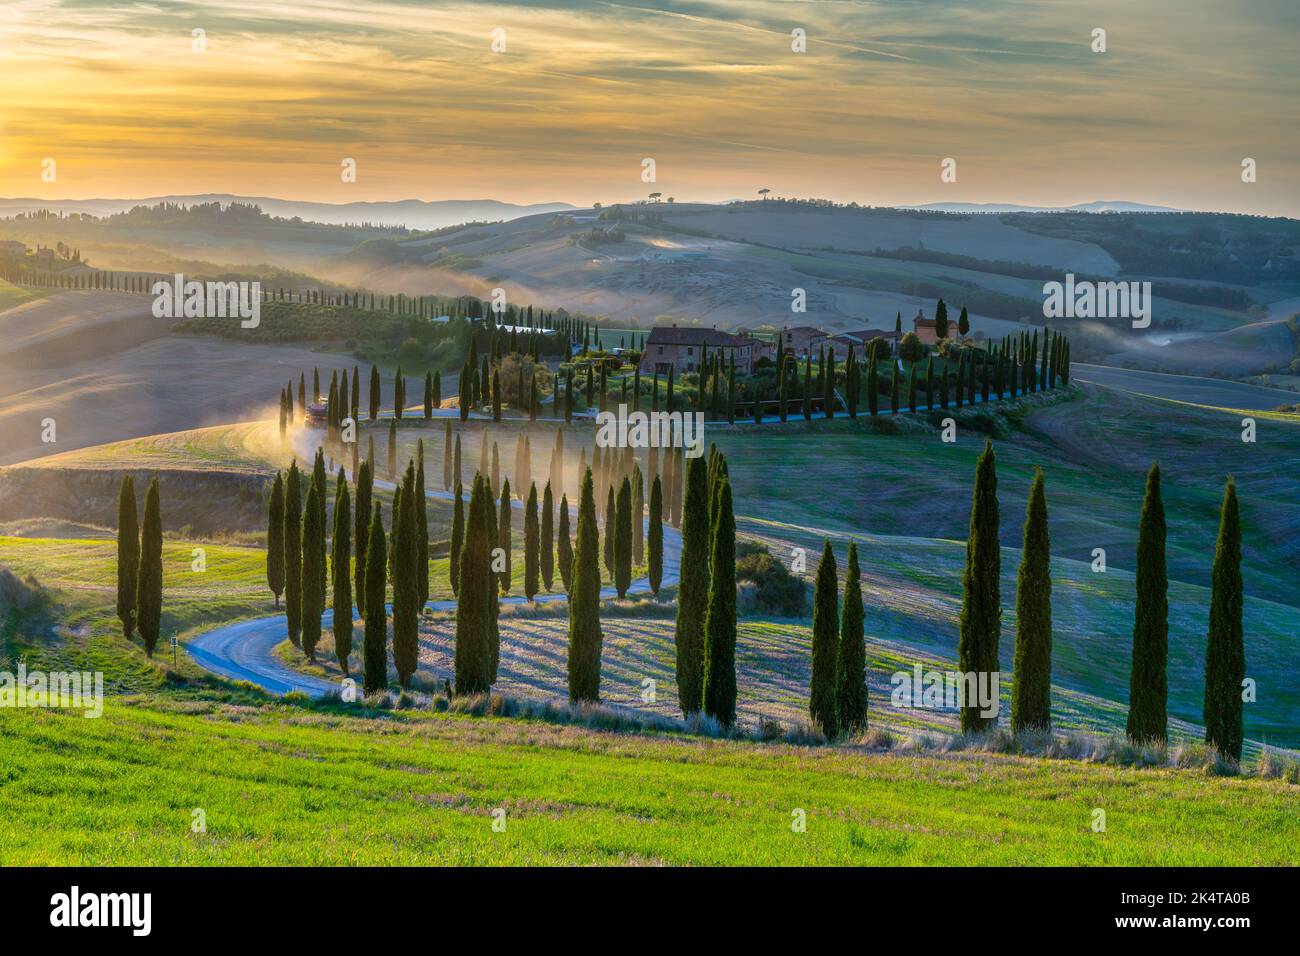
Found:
[639,325,766,376]
[775,325,825,358]
[0,240,27,257]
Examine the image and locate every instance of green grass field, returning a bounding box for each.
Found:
[2,700,1296,866]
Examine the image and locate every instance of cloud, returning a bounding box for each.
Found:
[0,0,1295,215]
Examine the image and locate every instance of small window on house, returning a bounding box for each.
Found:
[687,347,693,355]
[657,345,664,354]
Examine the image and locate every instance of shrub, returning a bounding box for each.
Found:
[735,540,807,616]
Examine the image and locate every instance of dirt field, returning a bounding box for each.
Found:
[0,291,369,466]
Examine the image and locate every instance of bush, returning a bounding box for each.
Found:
[735,540,807,616]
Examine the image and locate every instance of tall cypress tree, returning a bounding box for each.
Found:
[353,458,372,618]
[424,370,434,419]
[116,475,139,636]
[497,478,512,592]
[266,472,285,607]
[368,364,380,421]
[392,464,420,687]
[558,493,574,592]
[1127,462,1169,744]
[810,540,840,739]
[702,476,737,729]
[1011,469,1052,734]
[1203,478,1244,761]
[311,449,328,605]
[135,476,163,658]
[450,480,466,595]
[958,440,1001,734]
[415,441,429,608]
[838,541,866,734]
[632,465,644,566]
[602,484,616,583]
[362,502,387,694]
[648,475,664,595]
[443,420,453,490]
[387,420,397,478]
[567,470,604,703]
[674,455,710,715]
[284,461,303,648]
[614,476,633,598]
[332,473,353,675]
[524,483,540,601]
[541,480,555,591]
[301,482,324,661]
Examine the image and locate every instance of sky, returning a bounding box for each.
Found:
[1,0,1297,216]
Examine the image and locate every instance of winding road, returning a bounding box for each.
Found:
[188,480,684,697]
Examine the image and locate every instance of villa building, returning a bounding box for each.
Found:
[639,325,766,376]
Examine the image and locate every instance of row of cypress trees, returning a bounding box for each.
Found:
[954,443,1246,759]
[115,475,163,657]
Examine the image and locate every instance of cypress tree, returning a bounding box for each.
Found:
[454,433,462,488]
[394,367,405,419]
[387,420,397,479]
[443,420,453,490]
[301,482,324,661]
[567,470,604,703]
[1127,462,1169,744]
[838,541,866,734]
[541,480,555,591]
[615,476,633,598]
[116,475,139,636]
[362,502,387,694]
[907,363,917,413]
[702,476,737,729]
[1011,469,1052,734]
[632,465,644,566]
[603,484,616,582]
[867,358,878,416]
[450,480,465,595]
[890,365,899,414]
[674,455,709,715]
[809,540,840,739]
[416,442,429,608]
[368,365,380,421]
[433,370,442,409]
[266,473,285,607]
[424,370,434,419]
[353,458,372,618]
[648,475,664,596]
[497,479,512,592]
[802,353,812,420]
[311,449,328,605]
[524,483,540,601]
[284,461,303,647]
[492,369,502,422]
[135,476,163,658]
[392,464,419,687]
[958,440,1001,734]
[557,493,574,592]
[823,348,835,419]
[332,474,353,675]
[1203,478,1244,761]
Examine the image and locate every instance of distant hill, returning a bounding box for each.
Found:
[0,195,575,230]
[906,200,1181,214]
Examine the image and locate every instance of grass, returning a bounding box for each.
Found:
[1,700,1296,865]
[0,277,42,311]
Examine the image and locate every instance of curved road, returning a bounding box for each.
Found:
[188,481,683,697]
